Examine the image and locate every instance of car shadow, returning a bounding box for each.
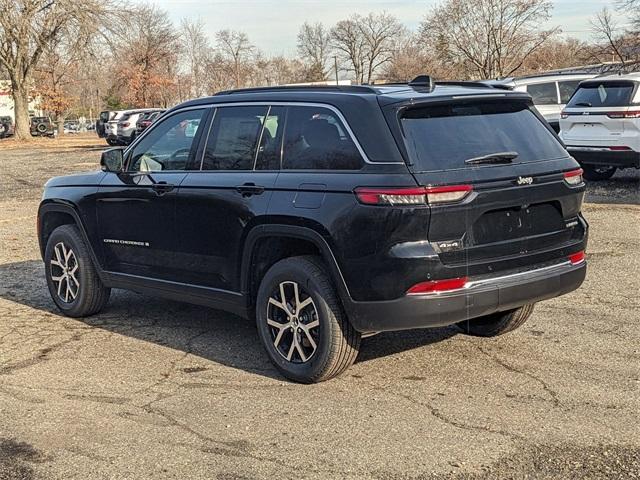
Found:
[584,169,640,205]
[0,260,457,381]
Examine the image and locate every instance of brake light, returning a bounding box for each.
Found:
[354,185,472,206]
[407,277,468,295]
[568,251,585,265]
[354,187,427,205]
[607,111,640,119]
[563,168,583,186]
[609,146,631,151]
[122,122,130,127]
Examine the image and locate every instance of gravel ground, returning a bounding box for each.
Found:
[0,134,639,479]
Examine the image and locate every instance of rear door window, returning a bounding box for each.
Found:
[526,82,559,105]
[558,81,581,103]
[400,101,567,172]
[567,81,636,107]
[282,106,363,170]
[201,106,268,170]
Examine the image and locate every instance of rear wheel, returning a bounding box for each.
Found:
[256,256,361,383]
[582,164,616,181]
[45,225,110,317]
[456,304,534,337]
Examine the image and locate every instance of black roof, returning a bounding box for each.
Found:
[176,81,527,110]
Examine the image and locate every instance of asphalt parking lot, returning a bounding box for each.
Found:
[0,134,639,479]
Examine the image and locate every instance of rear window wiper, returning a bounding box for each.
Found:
[464,151,519,165]
[574,102,592,107]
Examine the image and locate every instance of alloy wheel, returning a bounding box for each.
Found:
[266,281,320,363]
[50,241,80,303]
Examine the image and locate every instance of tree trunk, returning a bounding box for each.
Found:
[12,82,31,141]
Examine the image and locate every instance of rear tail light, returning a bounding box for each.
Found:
[607,111,640,119]
[354,185,473,206]
[568,251,585,265]
[407,277,468,295]
[609,146,632,151]
[121,122,130,127]
[563,168,583,186]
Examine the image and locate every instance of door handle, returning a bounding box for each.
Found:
[151,181,175,195]
[235,183,265,197]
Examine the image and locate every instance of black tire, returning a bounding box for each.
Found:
[106,138,117,146]
[36,122,48,133]
[256,255,361,383]
[456,304,535,337]
[582,164,616,181]
[44,224,110,317]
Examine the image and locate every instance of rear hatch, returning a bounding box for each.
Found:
[561,80,638,146]
[396,97,585,276]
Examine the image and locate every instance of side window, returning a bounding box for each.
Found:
[282,106,363,170]
[255,106,285,170]
[558,81,581,104]
[128,109,204,172]
[526,82,559,105]
[202,106,268,171]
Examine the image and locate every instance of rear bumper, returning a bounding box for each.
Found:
[567,147,640,168]
[346,260,587,332]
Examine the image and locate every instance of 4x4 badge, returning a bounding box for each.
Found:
[516,176,534,185]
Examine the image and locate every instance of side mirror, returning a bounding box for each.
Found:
[100,147,124,172]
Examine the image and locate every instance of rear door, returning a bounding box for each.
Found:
[173,105,280,291]
[397,98,585,276]
[561,80,637,144]
[525,81,560,123]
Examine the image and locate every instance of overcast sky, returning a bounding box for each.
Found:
[154,0,627,56]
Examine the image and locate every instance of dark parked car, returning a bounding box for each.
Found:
[96,111,114,138]
[38,77,588,383]
[135,110,164,135]
[0,116,14,138]
[30,116,56,137]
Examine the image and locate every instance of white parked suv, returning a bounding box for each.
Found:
[484,72,597,132]
[560,73,640,180]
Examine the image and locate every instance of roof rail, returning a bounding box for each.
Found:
[436,80,494,89]
[214,84,378,96]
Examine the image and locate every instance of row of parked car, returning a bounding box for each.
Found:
[483,70,640,180]
[96,109,165,146]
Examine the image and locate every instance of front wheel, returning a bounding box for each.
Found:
[44,224,110,317]
[582,164,616,181]
[456,304,534,337]
[256,256,361,383]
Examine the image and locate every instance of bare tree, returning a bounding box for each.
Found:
[216,30,255,88]
[297,22,332,81]
[0,0,118,139]
[181,18,212,98]
[331,12,405,84]
[421,0,558,79]
[591,8,627,64]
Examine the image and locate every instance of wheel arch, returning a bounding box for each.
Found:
[38,202,102,273]
[240,225,352,311]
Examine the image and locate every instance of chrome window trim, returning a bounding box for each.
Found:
[129,101,403,166]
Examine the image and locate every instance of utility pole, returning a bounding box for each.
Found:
[334,56,339,85]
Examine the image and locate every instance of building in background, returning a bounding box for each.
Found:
[0,80,43,121]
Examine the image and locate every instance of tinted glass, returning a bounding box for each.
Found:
[558,80,581,104]
[526,82,558,105]
[401,101,567,172]
[255,106,285,170]
[201,106,268,170]
[567,81,635,107]
[128,109,204,172]
[282,106,362,170]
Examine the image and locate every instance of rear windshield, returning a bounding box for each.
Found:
[566,81,635,108]
[401,101,566,171]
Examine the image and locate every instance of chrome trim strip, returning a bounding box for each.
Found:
[464,260,573,289]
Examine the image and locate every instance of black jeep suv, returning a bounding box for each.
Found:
[38,77,588,383]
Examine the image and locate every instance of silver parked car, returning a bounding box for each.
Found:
[116,109,162,145]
